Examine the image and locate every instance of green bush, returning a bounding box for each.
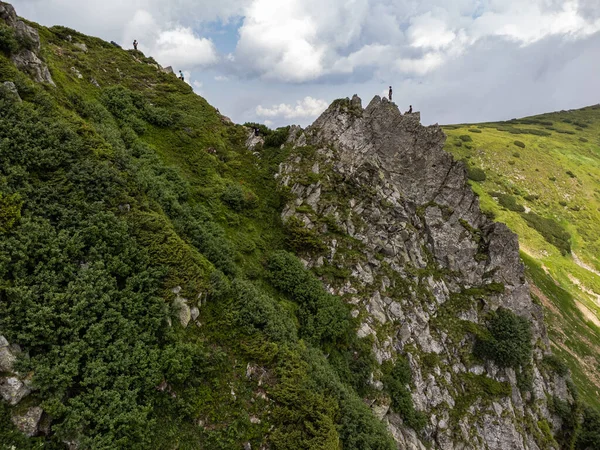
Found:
[521,212,571,255]
[220,183,258,212]
[382,357,427,431]
[512,152,521,158]
[0,23,18,55]
[459,135,473,142]
[542,354,569,376]
[231,279,297,343]
[0,192,22,232]
[284,216,327,253]
[489,192,525,212]
[267,250,350,345]
[467,167,487,182]
[523,194,539,201]
[514,140,525,148]
[454,140,462,147]
[468,128,482,133]
[566,170,577,178]
[576,406,600,450]
[579,137,588,143]
[264,126,290,148]
[474,308,533,368]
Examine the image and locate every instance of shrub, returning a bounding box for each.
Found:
[267,250,350,345]
[512,152,521,158]
[566,171,577,178]
[454,140,462,147]
[0,192,22,232]
[514,140,525,148]
[459,135,473,142]
[489,192,525,212]
[559,201,567,207]
[468,128,482,133]
[520,212,571,255]
[220,183,258,211]
[231,279,297,344]
[474,308,533,368]
[382,357,427,431]
[0,23,18,54]
[549,176,557,182]
[264,126,290,148]
[284,216,327,253]
[579,137,588,143]
[542,354,569,377]
[467,167,486,182]
[523,194,539,201]
[576,406,600,450]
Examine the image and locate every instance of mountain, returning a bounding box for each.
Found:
[443,109,600,411]
[0,2,599,449]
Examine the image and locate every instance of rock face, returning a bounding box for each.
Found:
[11,406,43,437]
[0,1,55,86]
[278,95,569,449]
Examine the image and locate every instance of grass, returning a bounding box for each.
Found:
[443,107,600,409]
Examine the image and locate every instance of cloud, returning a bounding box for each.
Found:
[256,96,329,119]
[154,27,218,67]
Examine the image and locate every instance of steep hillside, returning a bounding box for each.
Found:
[443,107,600,410]
[1,2,599,449]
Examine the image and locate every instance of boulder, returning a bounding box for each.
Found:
[0,81,22,103]
[0,376,31,405]
[11,406,43,437]
[0,334,17,372]
[12,50,55,86]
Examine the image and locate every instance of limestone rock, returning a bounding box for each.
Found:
[12,50,55,86]
[11,406,43,437]
[73,42,88,52]
[172,297,191,328]
[0,335,16,372]
[0,376,31,405]
[277,95,568,450]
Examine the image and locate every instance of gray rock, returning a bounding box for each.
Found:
[73,42,88,52]
[12,50,55,86]
[0,376,31,405]
[71,67,83,79]
[0,81,21,103]
[11,406,43,437]
[172,297,191,328]
[0,335,16,372]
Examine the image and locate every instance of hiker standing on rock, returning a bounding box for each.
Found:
[388,86,393,102]
[408,105,412,114]
[133,40,138,50]
[179,70,185,81]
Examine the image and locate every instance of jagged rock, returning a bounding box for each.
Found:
[0,335,16,372]
[11,406,43,437]
[278,95,568,450]
[172,297,191,328]
[246,130,264,151]
[190,306,200,321]
[73,42,87,52]
[0,376,31,405]
[161,66,174,75]
[0,81,21,103]
[12,50,55,86]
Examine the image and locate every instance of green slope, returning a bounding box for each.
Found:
[0,18,394,450]
[443,107,600,409]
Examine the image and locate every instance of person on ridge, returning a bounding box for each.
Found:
[179,70,185,81]
[388,86,393,101]
[408,105,412,114]
[133,40,138,50]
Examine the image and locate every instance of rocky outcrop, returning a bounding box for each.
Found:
[0,1,55,86]
[0,81,22,102]
[11,406,43,437]
[278,95,569,449]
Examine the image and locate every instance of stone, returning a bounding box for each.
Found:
[11,406,43,437]
[0,81,21,102]
[161,66,174,74]
[190,306,200,321]
[0,336,16,372]
[71,67,83,79]
[12,50,55,86]
[0,376,31,405]
[172,297,191,328]
[73,42,88,52]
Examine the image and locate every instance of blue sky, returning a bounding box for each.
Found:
[10,0,600,128]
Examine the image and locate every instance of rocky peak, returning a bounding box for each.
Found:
[281,95,569,449]
[0,2,54,86]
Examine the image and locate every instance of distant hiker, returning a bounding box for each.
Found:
[254,127,260,137]
[179,70,184,81]
[408,105,412,114]
[388,86,393,102]
[133,40,138,50]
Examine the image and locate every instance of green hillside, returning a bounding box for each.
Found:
[444,108,600,409]
[0,18,395,450]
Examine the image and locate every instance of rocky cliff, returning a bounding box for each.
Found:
[279,95,571,449]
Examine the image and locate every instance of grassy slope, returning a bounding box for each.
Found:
[443,107,600,409]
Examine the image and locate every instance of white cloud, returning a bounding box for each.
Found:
[256,96,329,119]
[154,27,218,67]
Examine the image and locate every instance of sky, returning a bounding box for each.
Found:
[10,0,600,128]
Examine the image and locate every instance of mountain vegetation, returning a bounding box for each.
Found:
[0,2,599,448]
